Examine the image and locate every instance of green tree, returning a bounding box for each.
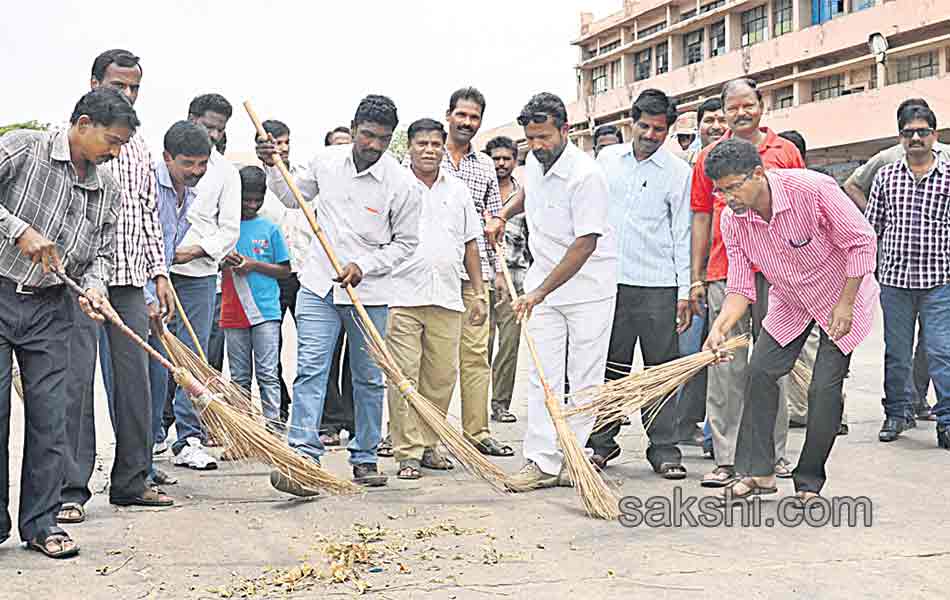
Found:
[0,120,48,136]
[387,128,408,162]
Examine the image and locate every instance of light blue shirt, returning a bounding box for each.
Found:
[598,143,692,300]
[144,160,197,305]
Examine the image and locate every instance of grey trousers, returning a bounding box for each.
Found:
[489,276,523,414]
[706,281,788,467]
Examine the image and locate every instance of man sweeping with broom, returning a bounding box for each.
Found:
[701,139,878,504]
[256,94,421,492]
[485,92,617,491]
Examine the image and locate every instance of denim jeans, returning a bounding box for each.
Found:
[289,287,387,465]
[225,321,282,422]
[169,274,216,453]
[881,284,950,426]
[207,292,225,372]
[675,308,707,439]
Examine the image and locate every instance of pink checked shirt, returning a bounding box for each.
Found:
[721,170,879,354]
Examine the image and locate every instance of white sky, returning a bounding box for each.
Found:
[1,0,618,159]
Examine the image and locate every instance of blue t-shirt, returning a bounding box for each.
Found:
[220,216,290,328]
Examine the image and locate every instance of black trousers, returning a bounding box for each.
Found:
[62,286,152,504]
[278,274,299,421]
[736,322,850,494]
[588,285,681,467]
[0,279,71,541]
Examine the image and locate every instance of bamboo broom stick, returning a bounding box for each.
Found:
[496,252,618,519]
[53,270,357,495]
[243,101,509,489]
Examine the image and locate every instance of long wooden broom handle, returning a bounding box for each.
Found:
[243,100,398,366]
[167,277,208,364]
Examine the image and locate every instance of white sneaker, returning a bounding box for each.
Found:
[172,438,218,470]
[153,441,168,456]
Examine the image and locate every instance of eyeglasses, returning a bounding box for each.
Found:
[517,112,551,126]
[900,127,934,139]
[713,173,753,197]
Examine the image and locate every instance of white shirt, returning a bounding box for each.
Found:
[170,150,241,278]
[265,144,421,305]
[523,142,617,306]
[259,165,313,274]
[390,170,481,312]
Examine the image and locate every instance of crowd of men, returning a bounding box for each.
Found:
[0,46,947,559]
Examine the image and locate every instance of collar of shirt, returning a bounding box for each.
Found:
[345,145,388,182]
[722,126,783,153]
[898,151,949,177]
[50,130,103,191]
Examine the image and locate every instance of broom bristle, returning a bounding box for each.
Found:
[364,340,510,491]
[187,387,361,495]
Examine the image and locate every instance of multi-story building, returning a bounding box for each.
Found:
[476,0,950,175]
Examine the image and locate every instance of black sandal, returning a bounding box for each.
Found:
[473,437,514,457]
[397,460,422,480]
[56,502,86,524]
[421,448,455,470]
[492,410,517,423]
[656,462,687,480]
[28,526,80,559]
[377,435,394,458]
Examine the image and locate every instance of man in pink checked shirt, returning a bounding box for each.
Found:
[702,139,878,504]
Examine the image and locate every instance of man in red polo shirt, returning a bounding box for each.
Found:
[689,78,804,488]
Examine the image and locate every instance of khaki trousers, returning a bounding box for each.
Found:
[459,282,491,442]
[386,305,462,462]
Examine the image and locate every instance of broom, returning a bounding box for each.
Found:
[565,336,751,428]
[243,101,509,490]
[495,251,619,519]
[53,270,359,496]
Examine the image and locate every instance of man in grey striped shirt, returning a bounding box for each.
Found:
[0,88,134,558]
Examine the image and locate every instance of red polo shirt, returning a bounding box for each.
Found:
[690,127,805,282]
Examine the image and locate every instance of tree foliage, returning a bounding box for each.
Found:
[387,128,408,162]
[0,120,49,136]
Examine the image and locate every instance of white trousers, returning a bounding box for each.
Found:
[523,296,616,475]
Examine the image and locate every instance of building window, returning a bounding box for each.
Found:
[895,51,939,83]
[772,86,794,109]
[709,21,726,57]
[741,5,768,47]
[813,0,846,25]
[634,49,652,81]
[684,29,703,65]
[811,74,844,101]
[773,0,793,37]
[700,0,725,13]
[680,9,697,21]
[656,42,669,74]
[610,59,623,88]
[592,65,608,94]
[637,21,667,39]
[869,65,878,89]
[853,0,876,11]
[600,40,621,55]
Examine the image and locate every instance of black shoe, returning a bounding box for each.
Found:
[789,420,807,429]
[837,423,849,436]
[915,403,937,421]
[879,416,912,442]
[353,463,388,487]
[938,424,950,450]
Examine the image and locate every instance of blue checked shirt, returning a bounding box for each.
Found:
[598,143,692,300]
[144,160,196,304]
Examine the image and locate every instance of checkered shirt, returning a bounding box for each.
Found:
[441,148,502,281]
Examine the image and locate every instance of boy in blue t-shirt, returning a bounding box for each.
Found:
[220,166,291,431]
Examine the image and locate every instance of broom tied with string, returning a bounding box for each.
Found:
[243,100,509,491]
[495,248,619,519]
[52,269,359,496]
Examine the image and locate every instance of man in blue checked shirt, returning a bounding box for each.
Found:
[589,89,693,478]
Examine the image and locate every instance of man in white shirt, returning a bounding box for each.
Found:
[386,118,487,479]
[169,94,241,470]
[486,93,618,490]
[257,94,421,491]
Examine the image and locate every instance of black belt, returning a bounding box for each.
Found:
[0,277,64,297]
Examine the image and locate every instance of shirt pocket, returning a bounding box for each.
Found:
[346,188,390,246]
[923,192,950,223]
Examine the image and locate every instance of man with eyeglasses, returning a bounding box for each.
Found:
[703,138,878,504]
[866,104,950,450]
[690,78,804,488]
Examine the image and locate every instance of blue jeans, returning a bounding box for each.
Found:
[881,284,950,426]
[97,326,116,423]
[169,274,217,453]
[225,321,282,422]
[289,287,388,465]
[208,292,225,371]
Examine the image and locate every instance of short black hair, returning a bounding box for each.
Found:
[898,105,937,131]
[704,138,763,180]
[188,93,233,120]
[778,130,807,160]
[896,97,930,120]
[485,136,518,157]
[69,87,140,130]
[593,124,623,146]
[163,120,212,158]
[631,89,678,127]
[407,118,446,142]
[697,98,723,123]
[263,119,290,140]
[721,78,763,105]
[239,165,266,195]
[353,94,398,130]
[91,49,141,81]
[519,92,568,128]
[448,87,486,115]
[324,126,351,146]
